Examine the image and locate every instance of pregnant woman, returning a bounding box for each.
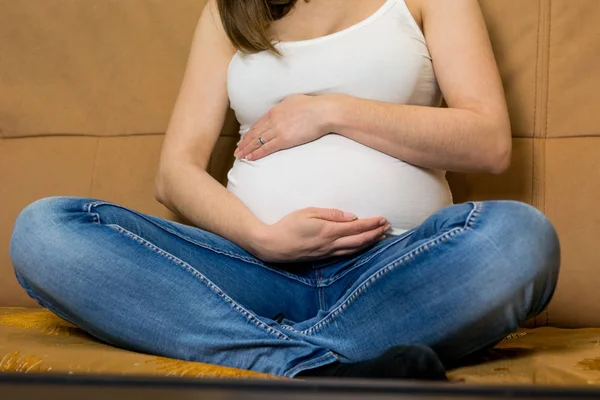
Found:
[9,0,560,379]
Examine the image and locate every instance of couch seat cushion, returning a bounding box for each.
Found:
[448,328,600,385]
[3,307,600,385]
[0,307,278,379]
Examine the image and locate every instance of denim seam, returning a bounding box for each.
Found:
[464,201,482,230]
[284,351,339,378]
[82,201,316,287]
[316,270,327,311]
[84,201,102,224]
[320,287,328,311]
[319,230,416,287]
[282,202,483,336]
[84,201,263,264]
[107,223,291,341]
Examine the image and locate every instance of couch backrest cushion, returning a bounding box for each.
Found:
[1,0,599,328]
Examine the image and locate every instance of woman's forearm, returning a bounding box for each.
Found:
[322,94,512,174]
[154,163,266,254]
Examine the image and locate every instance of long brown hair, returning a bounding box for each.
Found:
[216,0,308,54]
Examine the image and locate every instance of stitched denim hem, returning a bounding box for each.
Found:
[282,202,483,336]
[82,201,316,287]
[283,351,339,378]
[107,223,292,341]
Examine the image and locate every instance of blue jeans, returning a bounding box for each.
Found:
[9,197,559,378]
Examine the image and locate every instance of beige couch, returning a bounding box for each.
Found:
[1,0,600,385]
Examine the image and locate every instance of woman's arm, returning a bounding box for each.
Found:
[155,1,266,252]
[322,0,512,174]
[156,1,389,261]
[236,0,511,174]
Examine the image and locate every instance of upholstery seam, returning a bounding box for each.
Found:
[3,132,168,139]
[87,138,100,198]
[107,223,291,341]
[81,201,316,287]
[532,0,540,138]
[540,0,552,327]
[531,0,543,265]
[283,202,482,335]
[544,2,551,140]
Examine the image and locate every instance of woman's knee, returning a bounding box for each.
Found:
[10,196,82,277]
[484,201,559,264]
[424,201,560,274]
[480,201,560,304]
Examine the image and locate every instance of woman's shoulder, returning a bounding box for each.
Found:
[404,0,424,34]
[196,0,237,54]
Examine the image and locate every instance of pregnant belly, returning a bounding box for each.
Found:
[226,134,453,235]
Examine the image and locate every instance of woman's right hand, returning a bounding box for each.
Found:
[249,207,391,263]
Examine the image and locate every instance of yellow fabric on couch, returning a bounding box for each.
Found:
[4,307,600,384]
[0,308,275,379]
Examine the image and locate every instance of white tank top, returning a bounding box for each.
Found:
[226,0,453,236]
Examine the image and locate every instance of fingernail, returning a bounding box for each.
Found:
[380,235,387,241]
[343,212,357,220]
[384,224,391,231]
[245,154,253,160]
[379,218,387,225]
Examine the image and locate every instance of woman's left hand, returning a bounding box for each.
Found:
[234,94,330,161]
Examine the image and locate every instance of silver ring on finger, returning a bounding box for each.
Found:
[258,136,265,146]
